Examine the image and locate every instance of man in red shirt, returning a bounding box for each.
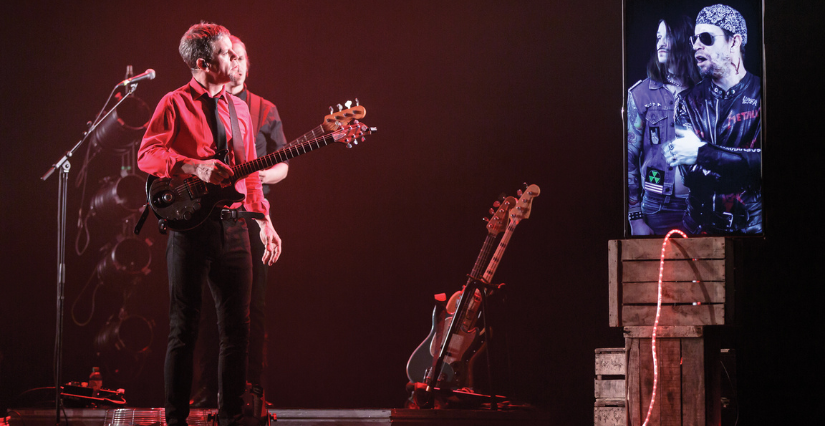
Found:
[137,22,281,426]
[191,34,289,408]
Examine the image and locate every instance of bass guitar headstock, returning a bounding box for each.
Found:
[331,121,377,148]
[322,99,366,131]
[510,184,540,224]
[485,196,516,236]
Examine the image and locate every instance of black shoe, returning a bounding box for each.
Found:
[190,386,218,408]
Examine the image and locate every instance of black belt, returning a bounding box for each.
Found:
[219,208,265,221]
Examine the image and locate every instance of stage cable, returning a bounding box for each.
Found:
[720,356,739,426]
[641,229,687,426]
[70,268,101,327]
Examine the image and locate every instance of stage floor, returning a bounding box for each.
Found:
[3,407,551,426]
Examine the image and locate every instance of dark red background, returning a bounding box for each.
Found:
[0,1,821,424]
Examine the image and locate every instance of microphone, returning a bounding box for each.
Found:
[119,69,156,86]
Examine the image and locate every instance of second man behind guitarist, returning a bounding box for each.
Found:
[190,34,290,408]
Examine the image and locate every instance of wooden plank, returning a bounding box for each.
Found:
[595,399,626,407]
[622,259,726,283]
[595,350,626,376]
[624,326,703,339]
[595,379,626,399]
[609,239,621,327]
[622,281,726,304]
[725,238,737,325]
[622,305,725,326]
[681,337,705,426]
[658,339,681,426]
[638,338,659,425]
[620,237,725,260]
[626,337,641,426]
[594,406,627,426]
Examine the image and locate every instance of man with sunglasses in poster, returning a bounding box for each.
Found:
[668,4,762,234]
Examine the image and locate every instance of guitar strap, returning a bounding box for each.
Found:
[247,91,265,136]
[225,94,245,164]
[224,94,265,221]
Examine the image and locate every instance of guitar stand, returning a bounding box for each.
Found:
[420,276,501,410]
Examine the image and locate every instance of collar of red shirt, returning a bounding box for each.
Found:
[187,77,227,101]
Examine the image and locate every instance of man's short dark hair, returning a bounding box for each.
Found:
[722,28,746,62]
[179,22,230,70]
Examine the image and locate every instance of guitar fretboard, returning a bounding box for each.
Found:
[468,233,497,285]
[482,221,518,283]
[231,130,339,182]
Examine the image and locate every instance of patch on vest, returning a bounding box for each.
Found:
[643,167,665,194]
[649,126,660,145]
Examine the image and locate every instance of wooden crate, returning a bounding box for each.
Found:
[608,237,734,327]
[594,348,626,426]
[624,326,721,426]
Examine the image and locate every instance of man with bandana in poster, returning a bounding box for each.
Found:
[668,4,762,234]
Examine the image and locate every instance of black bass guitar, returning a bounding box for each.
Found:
[146,121,373,232]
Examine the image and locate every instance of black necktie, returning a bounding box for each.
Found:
[207,96,227,153]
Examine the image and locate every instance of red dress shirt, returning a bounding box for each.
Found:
[138,78,269,216]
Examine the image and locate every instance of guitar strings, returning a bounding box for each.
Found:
[169,126,349,195]
[233,129,342,179]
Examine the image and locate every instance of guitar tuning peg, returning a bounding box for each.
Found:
[337,103,343,111]
[517,189,523,197]
[493,201,501,208]
[345,100,352,109]
[482,217,489,222]
[360,137,366,143]
[489,208,495,215]
[355,98,359,106]
[329,106,334,114]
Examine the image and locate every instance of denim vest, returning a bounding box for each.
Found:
[627,78,684,215]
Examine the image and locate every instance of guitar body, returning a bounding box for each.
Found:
[430,288,487,388]
[147,174,244,231]
[406,305,445,383]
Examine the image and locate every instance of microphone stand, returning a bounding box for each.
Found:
[40,83,139,426]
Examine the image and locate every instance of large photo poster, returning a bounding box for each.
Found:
[624,0,763,236]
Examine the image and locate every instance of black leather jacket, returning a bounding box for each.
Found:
[675,72,762,234]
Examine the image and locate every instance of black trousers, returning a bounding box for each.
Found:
[246,218,268,386]
[196,218,269,395]
[165,216,252,426]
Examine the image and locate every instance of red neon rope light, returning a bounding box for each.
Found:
[641,229,687,426]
